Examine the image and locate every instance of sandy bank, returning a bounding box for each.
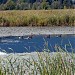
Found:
[0,27,75,37]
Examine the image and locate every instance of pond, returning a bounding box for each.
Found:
[0,34,75,53]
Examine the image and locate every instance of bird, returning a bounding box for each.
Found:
[19,36,21,39]
[45,35,50,38]
[28,35,33,39]
[56,34,62,37]
[59,34,62,37]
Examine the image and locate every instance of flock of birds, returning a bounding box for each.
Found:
[18,34,62,40]
[0,34,62,43]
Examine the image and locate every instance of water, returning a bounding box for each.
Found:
[0,34,75,53]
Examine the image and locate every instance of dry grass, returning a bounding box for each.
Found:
[0,41,75,75]
[0,52,75,75]
[0,9,75,27]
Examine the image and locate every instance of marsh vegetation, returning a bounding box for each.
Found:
[0,35,75,75]
[0,10,75,27]
[0,51,75,75]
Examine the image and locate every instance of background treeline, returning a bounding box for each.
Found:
[0,0,75,10]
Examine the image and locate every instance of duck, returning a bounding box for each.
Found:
[56,34,62,37]
[28,35,33,39]
[19,36,21,39]
[45,35,50,38]
[59,34,62,37]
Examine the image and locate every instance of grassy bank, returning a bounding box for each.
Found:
[0,9,75,27]
[0,52,75,75]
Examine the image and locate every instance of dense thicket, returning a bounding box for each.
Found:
[0,0,75,10]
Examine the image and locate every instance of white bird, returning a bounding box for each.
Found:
[19,36,21,39]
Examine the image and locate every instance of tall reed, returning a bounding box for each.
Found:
[0,45,75,75]
[0,10,75,27]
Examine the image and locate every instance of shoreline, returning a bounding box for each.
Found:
[0,27,75,37]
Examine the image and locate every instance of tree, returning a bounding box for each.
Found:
[5,0,15,10]
[15,1,32,10]
[51,1,61,9]
[0,4,6,10]
[41,0,50,9]
[32,2,41,10]
[0,0,74,10]
[63,0,68,8]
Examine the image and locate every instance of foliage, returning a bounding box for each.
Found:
[0,0,75,10]
[4,0,15,10]
[51,1,62,9]
[41,1,50,9]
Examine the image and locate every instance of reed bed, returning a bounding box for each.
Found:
[0,48,75,75]
[0,9,75,27]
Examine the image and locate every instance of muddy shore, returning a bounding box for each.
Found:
[0,27,75,37]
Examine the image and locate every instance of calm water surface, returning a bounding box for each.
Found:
[0,35,75,53]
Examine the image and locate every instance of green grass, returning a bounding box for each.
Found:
[0,47,75,75]
[0,9,75,27]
